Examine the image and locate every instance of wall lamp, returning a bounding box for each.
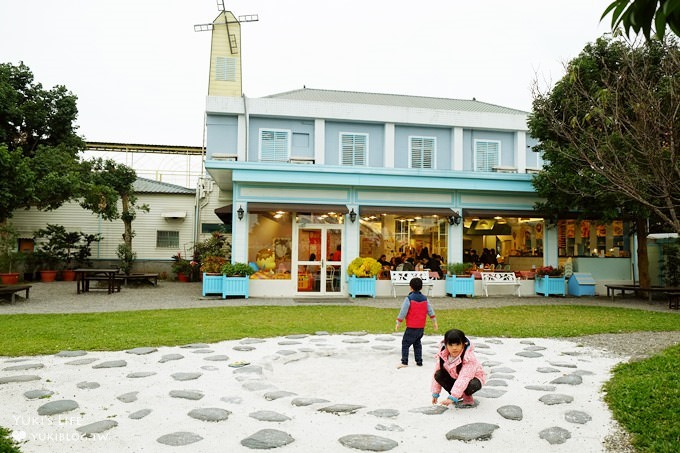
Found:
[237,205,244,221]
[448,211,462,226]
[349,208,357,223]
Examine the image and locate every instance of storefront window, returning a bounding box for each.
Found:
[557,219,630,257]
[247,212,293,280]
[463,217,543,270]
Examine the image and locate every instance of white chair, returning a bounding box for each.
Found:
[326,266,336,291]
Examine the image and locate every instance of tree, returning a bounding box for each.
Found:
[602,0,680,40]
[529,35,680,287]
[0,62,85,222]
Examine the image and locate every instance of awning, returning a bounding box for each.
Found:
[462,209,545,218]
[360,205,456,217]
[246,203,348,214]
[161,211,187,219]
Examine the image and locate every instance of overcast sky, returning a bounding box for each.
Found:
[1,0,613,148]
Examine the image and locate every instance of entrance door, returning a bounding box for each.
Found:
[296,225,342,295]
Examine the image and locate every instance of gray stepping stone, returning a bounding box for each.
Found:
[549,361,577,368]
[127,371,157,378]
[572,369,595,376]
[565,410,592,424]
[241,429,294,449]
[409,405,448,415]
[551,374,583,385]
[77,381,100,389]
[285,334,308,339]
[117,392,139,403]
[339,434,398,451]
[159,354,184,363]
[233,365,263,375]
[37,400,78,415]
[240,338,266,344]
[445,422,500,441]
[485,339,503,344]
[375,424,403,432]
[221,396,243,404]
[490,366,516,373]
[3,363,44,371]
[524,345,547,351]
[228,361,250,368]
[278,340,301,345]
[485,379,508,387]
[537,367,561,373]
[539,394,574,405]
[249,410,291,422]
[203,355,230,361]
[475,350,496,355]
[157,431,203,446]
[4,358,31,363]
[172,372,202,381]
[562,350,584,356]
[192,349,214,354]
[372,345,396,351]
[526,385,556,391]
[56,350,87,357]
[520,340,535,345]
[276,349,297,356]
[291,397,329,407]
[170,390,204,400]
[497,405,523,421]
[318,404,365,415]
[93,360,127,369]
[65,358,97,365]
[181,343,211,348]
[201,365,219,371]
[474,343,490,348]
[233,345,256,351]
[475,388,506,398]
[375,335,396,342]
[77,420,117,435]
[516,351,543,358]
[264,390,297,401]
[489,373,515,380]
[315,331,330,336]
[126,347,157,355]
[343,331,368,336]
[342,337,370,343]
[129,409,152,419]
[482,360,502,367]
[539,426,571,444]
[367,409,399,418]
[0,375,40,384]
[188,408,231,422]
[24,389,54,399]
[242,381,274,391]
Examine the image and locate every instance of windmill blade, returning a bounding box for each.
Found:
[216,0,225,11]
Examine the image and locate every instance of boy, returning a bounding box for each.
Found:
[395,277,438,368]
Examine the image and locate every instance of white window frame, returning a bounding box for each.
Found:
[473,139,501,172]
[259,128,291,162]
[339,132,368,166]
[156,230,180,248]
[409,136,436,169]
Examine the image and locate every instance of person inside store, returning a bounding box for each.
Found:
[330,245,341,262]
[479,248,498,268]
[377,254,390,267]
[469,249,480,266]
[426,254,444,279]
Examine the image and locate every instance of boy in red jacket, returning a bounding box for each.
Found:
[395,277,438,368]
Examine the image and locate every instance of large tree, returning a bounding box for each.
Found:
[602,0,680,40]
[529,35,680,287]
[0,62,85,222]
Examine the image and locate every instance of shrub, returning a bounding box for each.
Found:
[221,262,256,277]
[536,265,564,277]
[446,262,473,275]
[347,257,382,277]
[200,256,227,274]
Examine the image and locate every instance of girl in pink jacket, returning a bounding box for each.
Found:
[431,328,486,407]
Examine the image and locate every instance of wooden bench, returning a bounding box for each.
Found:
[605,284,680,303]
[666,292,680,310]
[0,284,32,303]
[390,271,434,298]
[116,273,159,286]
[481,272,521,297]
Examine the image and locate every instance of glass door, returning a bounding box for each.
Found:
[296,225,342,295]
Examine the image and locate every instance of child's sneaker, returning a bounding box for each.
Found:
[461,394,475,406]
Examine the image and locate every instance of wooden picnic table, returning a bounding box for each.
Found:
[75,268,120,294]
[0,284,32,303]
[605,284,680,304]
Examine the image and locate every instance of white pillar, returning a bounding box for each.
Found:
[452,127,463,170]
[237,115,247,161]
[384,123,395,168]
[543,224,559,268]
[314,119,325,165]
[450,221,464,264]
[515,131,527,173]
[232,200,248,263]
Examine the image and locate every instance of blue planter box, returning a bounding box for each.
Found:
[568,273,596,297]
[222,276,250,299]
[445,275,475,297]
[348,275,376,298]
[202,273,223,296]
[535,276,566,297]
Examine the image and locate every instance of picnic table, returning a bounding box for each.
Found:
[0,284,32,303]
[75,268,121,294]
[605,284,680,304]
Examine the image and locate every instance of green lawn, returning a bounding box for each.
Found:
[1,304,679,451]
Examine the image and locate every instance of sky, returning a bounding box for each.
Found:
[1,0,613,149]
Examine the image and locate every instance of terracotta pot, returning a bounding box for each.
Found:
[0,272,20,284]
[40,270,58,283]
[177,273,190,282]
[61,270,76,281]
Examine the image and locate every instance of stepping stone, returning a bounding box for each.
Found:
[221,396,243,404]
[56,350,88,357]
[482,361,502,367]
[201,365,219,371]
[181,343,211,348]
[129,409,152,420]
[520,340,535,345]
[524,345,547,351]
[37,400,78,415]
[65,357,98,366]
[241,429,294,449]
[537,367,561,373]
[204,355,230,361]
[489,373,514,380]
[0,375,40,384]
[264,390,296,401]
[497,405,523,421]
[76,420,117,435]
[409,405,448,415]
[191,349,214,354]
[24,389,54,400]
[375,424,403,432]
[249,410,290,422]
[240,338,266,344]
[474,343,491,348]
[372,345,395,351]
[159,354,184,363]
[127,371,157,378]
[490,367,515,374]
[565,410,592,424]
[126,347,157,355]
[375,336,396,342]
[314,331,330,336]
[551,374,583,385]
[475,388,506,398]
[572,369,595,376]
[278,340,301,345]
[172,372,202,381]
[233,345,256,351]
[285,334,308,339]
[188,408,231,422]
[485,339,503,344]
[157,432,203,446]
[342,338,370,344]
[276,349,297,356]
[539,426,571,444]
[516,351,543,358]
[539,394,574,405]
[93,360,127,369]
[291,397,329,407]
[77,381,100,389]
[562,350,584,356]
[525,385,556,392]
[117,392,139,403]
[338,434,398,451]
[548,361,577,368]
[242,381,274,391]
[367,409,399,418]
[170,390,204,400]
[3,363,44,371]
[445,422,500,441]
[318,404,365,415]
[343,331,368,336]
[475,350,496,355]
[228,361,250,368]
[233,365,263,375]
[485,379,508,387]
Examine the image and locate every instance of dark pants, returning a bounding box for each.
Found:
[434,369,482,396]
[401,327,424,365]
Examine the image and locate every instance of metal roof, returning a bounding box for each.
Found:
[265,88,528,115]
[133,177,195,194]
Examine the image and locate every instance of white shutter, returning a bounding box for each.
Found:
[260,130,290,161]
[340,133,367,166]
[475,140,500,172]
[215,57,237,81]
[410,136,435,169]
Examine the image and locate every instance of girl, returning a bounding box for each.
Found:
[431,328,486,407]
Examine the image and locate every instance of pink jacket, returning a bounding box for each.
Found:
[431,341,486,399]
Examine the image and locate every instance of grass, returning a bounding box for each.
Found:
[1,304,679,451]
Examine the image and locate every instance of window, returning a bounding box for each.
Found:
[201,223,231,234]
[474,140,500,172]
[215,57,237,81]
[409,136,435,169]
[260,129,291,162]
[156,230,179,248]
[340,133,368,166]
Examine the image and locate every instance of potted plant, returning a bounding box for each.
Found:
[220,262,255,298]
[171,253,193,282]
[201,255,228,296]
[0,223,24,284]
[445,262,475,298]
[346,257,382,298]
[535,265,566,296]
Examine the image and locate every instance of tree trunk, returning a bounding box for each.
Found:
[636,220,650,290]
[121,193,133,249]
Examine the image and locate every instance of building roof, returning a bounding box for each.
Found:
[265,88,528,115]
[133,177,195,194]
